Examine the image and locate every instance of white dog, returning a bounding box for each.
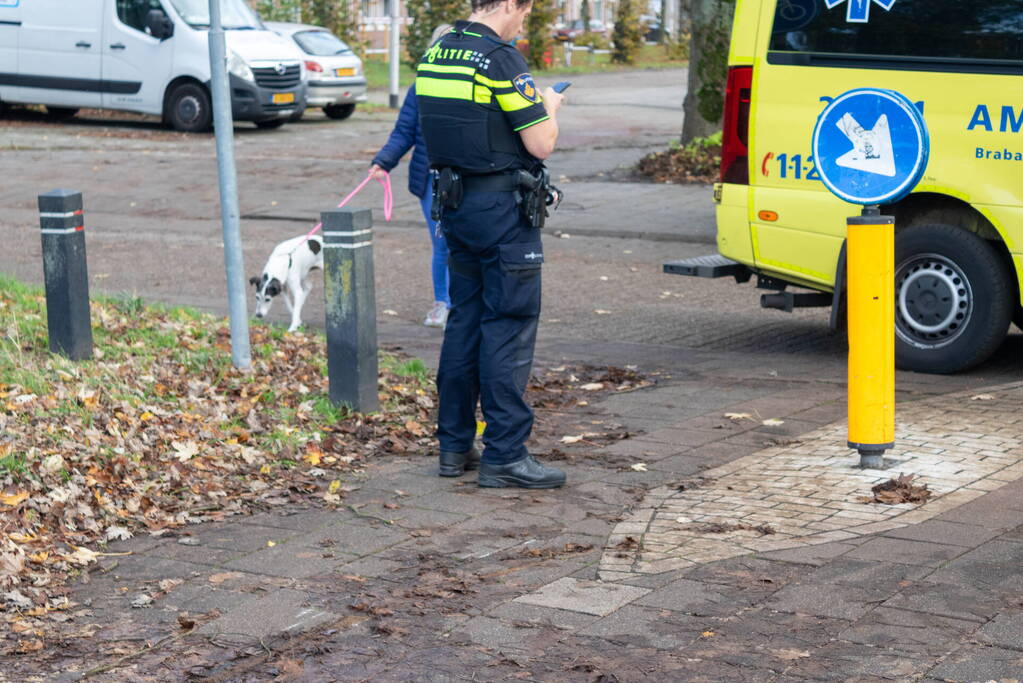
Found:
[250,235,323,332]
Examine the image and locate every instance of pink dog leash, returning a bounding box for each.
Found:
[297,171,393,248]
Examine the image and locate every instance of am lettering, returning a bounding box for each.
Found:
[967,105,1023,133]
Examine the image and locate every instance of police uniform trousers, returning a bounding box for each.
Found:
[436,188,543,466]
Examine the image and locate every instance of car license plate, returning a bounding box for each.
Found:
[335,67,355,77]
[272,92,295,105]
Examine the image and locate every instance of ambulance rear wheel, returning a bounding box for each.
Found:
[894,224,1012,374]
[166,83,212,133]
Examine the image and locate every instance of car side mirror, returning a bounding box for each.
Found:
[146,9,174,41]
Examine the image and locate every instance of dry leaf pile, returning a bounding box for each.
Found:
[0,288,437,616]
[861,473,933,505]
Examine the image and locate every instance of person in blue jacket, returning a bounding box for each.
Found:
[370,29,452,328]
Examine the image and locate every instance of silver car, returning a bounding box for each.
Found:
[265,22,367,121]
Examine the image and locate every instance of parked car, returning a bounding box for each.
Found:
[0,0,306,132]
[266,22,366,121]
[553,19,607,42]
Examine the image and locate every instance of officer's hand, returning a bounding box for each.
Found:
[368,164,388,180]
[543,87,565,115]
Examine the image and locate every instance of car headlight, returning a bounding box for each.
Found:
[227,51,254,82]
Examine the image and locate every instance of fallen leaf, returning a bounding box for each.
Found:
[208,572,241,585]
[382,309,398,316]
[560,435,584,444]
[761,418,785,427]
[1,491,29,507]
[630,463,648,472]
[580,383,604,391]
[328,480,341,494]
[177,612,196,630]
[724,412,753,421]
[773,649,811,661]
[158,578,183,593]
[593,309,611,315]
[171,440,200,462]
[105,525,133,541]
[971,394,995,401]
[131,594,153,608]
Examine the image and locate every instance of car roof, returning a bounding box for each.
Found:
[263,21,334,37]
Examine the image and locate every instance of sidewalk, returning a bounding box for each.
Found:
[25,331,1023,681]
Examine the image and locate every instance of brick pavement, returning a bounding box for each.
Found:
[37,345,1023,681]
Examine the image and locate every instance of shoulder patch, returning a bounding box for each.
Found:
[512,73,539,103]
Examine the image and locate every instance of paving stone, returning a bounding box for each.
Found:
[106,555,209,584]
[842,537,966,567]
[453,615,537,650]
[235,509,342,532]
[837,607,979,657]
[576,605,704,650]
[389,506,468,530]
[411,490,515,516]
[202,523,300,553]
[802,558,931,590]
[936,499,1023,529]
[222,543,353,579]
[976,609,1023,649]
[634,427,727,448]
[600,437,686,460]
[881,581,1008,623]
[333,556,405,580]
[157,582,260,615]
[759,542,856,567]
[487,599,601,631]
[513,577,650,616]
[293,520,408,556]
[928,539,1023,592]
[634,578,741,617]
[647,453,707,475]
[767,582,884,621]
[881,519,1002,547]
[928,645,1023,681]
[197,588,337,639]
[778,640,934,680]
[143,541,243,567]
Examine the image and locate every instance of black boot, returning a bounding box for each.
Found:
[438,445,481,477]
[477,455,566,489]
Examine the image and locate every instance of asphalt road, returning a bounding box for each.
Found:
[0,68,1020,386]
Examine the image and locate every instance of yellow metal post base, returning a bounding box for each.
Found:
[847,211,896,470]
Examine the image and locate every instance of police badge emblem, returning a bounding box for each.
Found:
[513,73,539,102]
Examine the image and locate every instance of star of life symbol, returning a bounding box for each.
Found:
[835,112,896,177]
[824,0,896,23]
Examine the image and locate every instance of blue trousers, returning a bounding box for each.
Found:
[419,195,450,305]
[436,190,543,465]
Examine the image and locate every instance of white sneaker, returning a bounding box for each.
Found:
[424,301,449,328]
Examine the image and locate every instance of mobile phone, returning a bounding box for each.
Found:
[552,81,572,93]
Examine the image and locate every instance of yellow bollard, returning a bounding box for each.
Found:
[846,212,895,468]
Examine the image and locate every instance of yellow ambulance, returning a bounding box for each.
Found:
[666,0,1023,374]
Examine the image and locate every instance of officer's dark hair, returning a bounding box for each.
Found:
[471,0,532,10]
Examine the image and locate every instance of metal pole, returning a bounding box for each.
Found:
[208,0,251,369]
[388,0,400,109]
[847,205,895,469]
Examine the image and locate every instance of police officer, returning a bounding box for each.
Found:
[417,0,567,489]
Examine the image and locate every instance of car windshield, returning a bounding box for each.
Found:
[293,30,352,56]
[168,0,262,29]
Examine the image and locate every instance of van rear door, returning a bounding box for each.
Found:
[101,0,174,115]
[19,0,102,107]
[0,0,19,105]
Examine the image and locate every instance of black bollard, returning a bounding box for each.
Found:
[322,208,379,413]
[38,189,93,360]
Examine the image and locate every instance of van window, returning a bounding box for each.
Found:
[769,0,1023,71]
[116,0,166,33]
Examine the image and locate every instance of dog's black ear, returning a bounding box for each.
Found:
[249,275,261,287]
[308,239,321,255]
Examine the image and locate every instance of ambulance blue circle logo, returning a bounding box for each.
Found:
[812,88,929,206]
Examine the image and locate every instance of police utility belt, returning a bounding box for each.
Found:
[431,167,564,229]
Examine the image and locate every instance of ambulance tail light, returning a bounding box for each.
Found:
[720,66,752,185]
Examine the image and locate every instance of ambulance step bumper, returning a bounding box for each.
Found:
[663,254,752,282]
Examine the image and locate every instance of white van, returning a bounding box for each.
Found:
[0,0,308,131]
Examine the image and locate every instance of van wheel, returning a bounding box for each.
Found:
[894,223,1011,374]
[166,83,212,132]
[46,106,79,120]
[255,119,285,129]
[323,104,355,120]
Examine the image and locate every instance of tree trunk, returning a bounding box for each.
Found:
[681,0,734,144]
